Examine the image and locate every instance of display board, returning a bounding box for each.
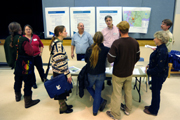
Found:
[42,0,175,39]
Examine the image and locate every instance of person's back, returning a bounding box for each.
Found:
[85,43,109,75]
[106,21,140,120]
[110,37,139,77]
[85,32,109,116]
[4,22,40,109]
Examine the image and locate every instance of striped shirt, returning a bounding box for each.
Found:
[51,39,71,78]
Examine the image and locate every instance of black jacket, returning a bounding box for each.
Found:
[78,64,88,98]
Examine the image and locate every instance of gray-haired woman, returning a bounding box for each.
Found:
[144,31,170,115]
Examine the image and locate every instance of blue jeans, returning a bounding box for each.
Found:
[86,73,105,113]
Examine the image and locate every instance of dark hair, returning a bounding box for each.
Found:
[8,22,21,47]
[49,25,65,51]
[104,15,112,21]
[23,24,33,36]
[89,31,103,68]
[162,19,173,29]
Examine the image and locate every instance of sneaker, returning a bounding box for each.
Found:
[120,103,130,116]
[106,111,121,120]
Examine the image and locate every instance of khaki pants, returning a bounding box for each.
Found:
[110,74,132,119]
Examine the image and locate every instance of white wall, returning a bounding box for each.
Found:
[172,0,180,51]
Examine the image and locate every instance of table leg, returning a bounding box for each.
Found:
[134,77,141,102]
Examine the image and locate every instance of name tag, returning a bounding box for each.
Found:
[113,33,117,35]
[33,38,37,41]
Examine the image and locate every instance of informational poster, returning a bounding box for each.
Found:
[45,7,70,38]
[70,7,95,37]
[123,7,151,33]
[96,7,122,32]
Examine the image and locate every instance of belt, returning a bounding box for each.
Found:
[55,56,67,63]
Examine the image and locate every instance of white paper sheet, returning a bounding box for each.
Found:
[96,7,122,31]
[69,66,81,73]
[45,7,70,38]
[145,45,157,49]
[140,67,146,74]
[70,7,95,37]
[105,67,113,74]
[133,68,140,75]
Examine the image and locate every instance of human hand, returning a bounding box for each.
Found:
[67,77,72,84]
[39,52,42,56]
[145,65,149,73]
[151,48,156,51]
[71,53,74,59]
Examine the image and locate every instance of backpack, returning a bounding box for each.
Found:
[4,36,17,69]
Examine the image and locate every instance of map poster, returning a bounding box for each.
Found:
[70,7,95,37]
[123,7,151,33]
[45,7,70,38]
[96,7,122,32]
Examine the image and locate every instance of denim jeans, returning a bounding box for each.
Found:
[86,73,105,113]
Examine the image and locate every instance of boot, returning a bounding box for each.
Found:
[59,100,73,114]
[15,92,22,102]
[24,95,40,108]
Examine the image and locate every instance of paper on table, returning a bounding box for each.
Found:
[105,67,113,74]
[145,45,157,49]
[69,66,81,73]
[140,67,146,74]
[133,68,140,75]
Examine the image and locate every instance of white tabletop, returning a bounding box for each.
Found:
[48,61,149,77]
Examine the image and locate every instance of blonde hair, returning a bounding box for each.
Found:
[116,21,130,33]
[89,32,103,68]
[154,31,170,44]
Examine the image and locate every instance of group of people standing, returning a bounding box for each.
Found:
[4,15,173,120]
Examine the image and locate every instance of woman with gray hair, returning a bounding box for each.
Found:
[144,31,169,116]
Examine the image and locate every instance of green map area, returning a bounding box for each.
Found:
[123,11,151,27]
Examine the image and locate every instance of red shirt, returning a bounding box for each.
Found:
[23,34,44,56]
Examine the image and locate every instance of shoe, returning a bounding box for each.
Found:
[106,111,121,120]
[93,112,97,116]
[67,105,73,109]
[24,95,40,108]
[120,103,129,116]
[15,92,22,102]
[32,84,37,89]
[99,99,107,111]
[107,80,112,86]
[60,108,73,114]
[143,108,157,116]
[144,106,150,110]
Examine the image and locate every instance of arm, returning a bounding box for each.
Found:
[39,47,43,56]
[107,43,117,63]
[71,45,75,59]
[136,44,140,63]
